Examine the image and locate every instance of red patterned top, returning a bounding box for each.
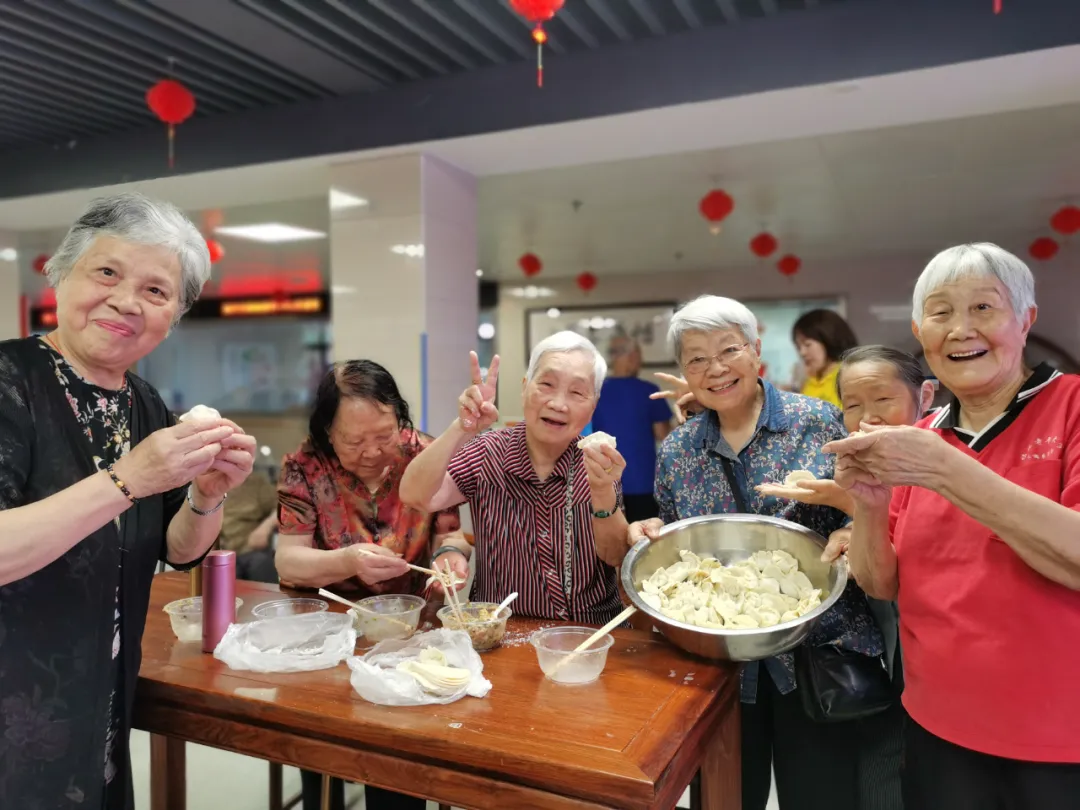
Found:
[277,429,461,596]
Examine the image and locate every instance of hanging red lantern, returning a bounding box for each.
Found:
[146,78,196,169]
[749,232,778,258]
[518,252,542,277]
[510,0,565,88]
[699,190,734,234]
[32,254,49,275]
[1029,237,1059,262]
[1050,205,1080,236]
[576,271,597,293]
[206,238,225,264]
[777,255,801,277]
[994,0,1001,13]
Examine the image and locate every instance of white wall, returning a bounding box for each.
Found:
[0,233,20,342]
[495,251,1080,419]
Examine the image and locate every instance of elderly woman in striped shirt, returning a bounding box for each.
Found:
[400,332,629,625]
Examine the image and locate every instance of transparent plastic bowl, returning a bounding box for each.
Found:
[251,598,329,619]
[351,594,424,642]
[163,596,244,643]
[531,626,614,685]
[437,602,510,652]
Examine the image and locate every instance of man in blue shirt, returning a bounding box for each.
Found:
[591,337,673,522]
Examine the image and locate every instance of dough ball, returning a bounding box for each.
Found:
[179,404,221,423]
[577,431,617,451]
[783,470,817,487]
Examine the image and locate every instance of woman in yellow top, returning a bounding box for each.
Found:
[792,309,858,407]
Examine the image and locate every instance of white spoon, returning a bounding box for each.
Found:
[494,591,519,618]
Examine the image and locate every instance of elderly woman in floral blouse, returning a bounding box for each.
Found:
[629,295,883,810]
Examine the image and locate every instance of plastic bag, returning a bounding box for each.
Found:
[214,612,356,673]
[348,628,491,706]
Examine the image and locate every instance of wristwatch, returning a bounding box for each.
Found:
[591,489,624,519]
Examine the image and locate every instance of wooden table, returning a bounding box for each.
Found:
[135,574,742,810]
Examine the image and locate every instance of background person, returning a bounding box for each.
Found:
[791,309,859,407]
[591,336,673,522]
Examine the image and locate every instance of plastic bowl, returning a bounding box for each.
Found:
[163,597,244,643]
[531,626,614,685]
[251,598,329,619]
[351,594,425,642]
[437,602,510,651]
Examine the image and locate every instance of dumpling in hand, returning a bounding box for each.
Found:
[179,404,221,423]
[784,470,817,486]
[577,431,617,451]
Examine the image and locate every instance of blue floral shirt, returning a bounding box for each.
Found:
[655,380,884,703]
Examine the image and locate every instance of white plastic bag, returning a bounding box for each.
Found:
[348,628,491,706]
[214,612,356,673]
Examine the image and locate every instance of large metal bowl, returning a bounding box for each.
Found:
[621,514,848,662]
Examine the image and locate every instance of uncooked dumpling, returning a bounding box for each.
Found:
[179,404,221,422]
[577,431,617,451]
[783,470,817,486]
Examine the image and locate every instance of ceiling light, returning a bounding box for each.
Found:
[546,307,561,318]
[215,223,326,243]
[869,304,913,322]
[476,269,483,277]
[478,323,496,340]
[331,285,357,296]
[0,248,16,262]
[505,285,555,299]
[391,244,425,258]
[259,445,272,457]
[329,189,369,210]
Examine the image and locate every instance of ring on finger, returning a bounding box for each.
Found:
[603,465,613,473]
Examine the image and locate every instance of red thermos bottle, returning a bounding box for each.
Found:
[202,550,236,653]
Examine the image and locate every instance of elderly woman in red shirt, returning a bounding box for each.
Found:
[825,243,1080,810]
[400,332,629,625]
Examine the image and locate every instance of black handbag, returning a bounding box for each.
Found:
[795,643,896,723]
[717,456,896,724]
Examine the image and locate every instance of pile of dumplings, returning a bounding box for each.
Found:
[638,549,824,630]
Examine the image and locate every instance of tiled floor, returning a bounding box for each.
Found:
[130,729,779,809]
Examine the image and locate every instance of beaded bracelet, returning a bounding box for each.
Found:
[106,464,137,503]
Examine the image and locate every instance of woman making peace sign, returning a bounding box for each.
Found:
[400,332,630,624]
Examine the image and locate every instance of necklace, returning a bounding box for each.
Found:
[44,332,63,355]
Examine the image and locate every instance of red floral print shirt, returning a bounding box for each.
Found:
[277,429,460,596]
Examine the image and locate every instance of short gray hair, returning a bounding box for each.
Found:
[526,331,607,393]
[668,295,759,359]
[46,192,211,321]
[912,243,1036,323]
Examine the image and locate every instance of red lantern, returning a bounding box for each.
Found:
[518,252,542,277]
[699,190,734,234]
[1029,237,1059,262]
[206,239,225,264]
[749,232,778,258]
[777,255,801,277]
[146,78,196,169]
[510,0,565,88]
[32,254,49,275]
[576,271,597,293]
[994,0,1001,12]
[1050,205,1080,236]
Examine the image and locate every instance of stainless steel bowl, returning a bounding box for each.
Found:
[620,514,848,662]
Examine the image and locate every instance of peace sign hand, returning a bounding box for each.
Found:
[458,351,500,434]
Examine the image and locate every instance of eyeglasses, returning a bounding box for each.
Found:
[682,343,750,375]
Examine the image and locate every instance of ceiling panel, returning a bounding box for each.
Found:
[0,0,844,151]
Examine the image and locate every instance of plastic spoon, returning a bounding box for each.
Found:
[494,592,519,618]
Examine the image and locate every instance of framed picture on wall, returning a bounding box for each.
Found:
[526,302,678,369]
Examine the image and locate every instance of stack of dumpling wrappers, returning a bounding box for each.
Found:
[639,549,823,629]
[396,648,472,695]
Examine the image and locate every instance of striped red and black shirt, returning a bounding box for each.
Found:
[447,423,624,626]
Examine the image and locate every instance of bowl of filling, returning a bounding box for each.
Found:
[531,626,614,685]
[163,597,244,643]
[351,594,425,642]
[621,513,848,662]
[250,598,329,619]
[436,602,510,652]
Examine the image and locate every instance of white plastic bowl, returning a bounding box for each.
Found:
[531,626,614,685]
[163,596,244,643]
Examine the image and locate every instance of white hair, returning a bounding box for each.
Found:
[46,191,211,323]
[912,243,1035,323]
[668,295,759,359]
[526,330,607,393]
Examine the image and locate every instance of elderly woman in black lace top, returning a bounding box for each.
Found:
[0,193,256,810]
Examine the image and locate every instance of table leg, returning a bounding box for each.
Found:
[320,774,332,810]
[150,734,186,810]
[269,762,284,810]
[699,701,741,810]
